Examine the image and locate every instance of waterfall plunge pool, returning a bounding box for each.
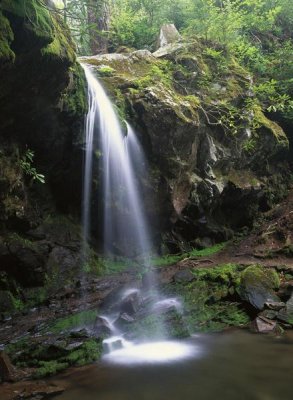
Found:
[53,330,293,400]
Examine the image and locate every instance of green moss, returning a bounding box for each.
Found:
[239,265,280,290]
[34,360,69,378]
[151,242,227,267]
[164,263,250,333]
[46,310,98,334]
[0,11,15,63]
[41,15,75,62]
[98,65,115,76]
[2,0,53,45]
[62,63,87,117]
[253,105,288,145]
[63,339,102,366]
[10,337,103,378]
[6,232,38,250]
[82,252,105,276]
[191,263,241,285]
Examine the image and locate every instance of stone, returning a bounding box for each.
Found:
[173,269,195,283]
[153,42,183,59]
[103,337,123,353]
[277,293,293,324]
[264,301,286,310]
[238,266,281,310]
[156,24,181,49]
[119,290,140,315]
[94,316,113,337]
[252,316,277,333]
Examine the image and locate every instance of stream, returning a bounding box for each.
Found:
[53,330,293,400]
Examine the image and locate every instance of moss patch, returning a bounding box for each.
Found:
[164,263,250,332]
[7,336,103,378]
[45,309,98,334]
[253,105,288,145]
[2,0,53,45]
[0,11,15,63]
[41,14,75,63]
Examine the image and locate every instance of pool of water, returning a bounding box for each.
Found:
[54,330,293,400]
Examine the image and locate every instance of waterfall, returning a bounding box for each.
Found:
[81,64,151,261]
[81,64,187,360]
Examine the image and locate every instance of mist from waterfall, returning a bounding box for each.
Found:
[81,63,151,261]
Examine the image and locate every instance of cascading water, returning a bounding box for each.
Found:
[81,63,190,363]
[82,64,151,259]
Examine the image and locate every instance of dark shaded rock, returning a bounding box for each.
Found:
[277,293,293,324]
[69,329,90,339]
[0,290,16,314]
[0,350,15,382]
[238,265,281,310]
[173,269,194,283]
[101,287,141,313]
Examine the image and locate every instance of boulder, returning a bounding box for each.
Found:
[173,269,195,283]
[252,316,277,333]
[238,265,280,310]
[277,293,293,324]
[94,316,113,337]
[156,24,181,49]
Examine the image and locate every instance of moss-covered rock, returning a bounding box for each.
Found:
[1,0,53,46]
[163,263,250,333]
[6,335,103,379]
[238,265,281,310]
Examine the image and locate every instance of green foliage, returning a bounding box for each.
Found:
[151,242,227,267]
[19,149,45,184]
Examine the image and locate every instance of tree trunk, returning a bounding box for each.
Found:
[87,0,110,54]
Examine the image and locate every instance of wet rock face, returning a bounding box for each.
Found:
[0,1,86,214]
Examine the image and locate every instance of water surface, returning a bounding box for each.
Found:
[54,330,293,400]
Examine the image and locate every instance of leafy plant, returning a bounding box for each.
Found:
[19,149,45,183]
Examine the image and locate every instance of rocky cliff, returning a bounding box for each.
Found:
[0,0,87,315]
[81,41,291,252]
